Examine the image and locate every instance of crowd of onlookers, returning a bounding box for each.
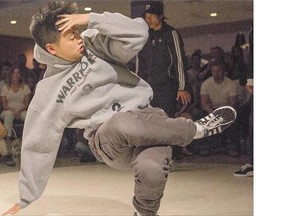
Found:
[0,54,45,166]
[0,54,98,166]
[175,31,253,159]
[0,30,253,169]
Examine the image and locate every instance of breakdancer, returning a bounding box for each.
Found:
[3,1,236,215]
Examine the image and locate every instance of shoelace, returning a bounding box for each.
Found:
[205,115,224,129]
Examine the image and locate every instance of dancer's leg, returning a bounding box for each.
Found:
[131,146,172,215]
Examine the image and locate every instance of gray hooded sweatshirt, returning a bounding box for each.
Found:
[18,12,151,208]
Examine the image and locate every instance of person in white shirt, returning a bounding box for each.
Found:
[1,65,31,143]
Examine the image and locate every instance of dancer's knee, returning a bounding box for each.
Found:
[134,159,168,186]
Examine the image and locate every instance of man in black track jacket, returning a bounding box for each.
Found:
[137,1,191,118]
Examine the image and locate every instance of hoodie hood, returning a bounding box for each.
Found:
[34,44,76,77]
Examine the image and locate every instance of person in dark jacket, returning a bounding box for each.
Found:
[137,1,191,160]
[137,1,191,118]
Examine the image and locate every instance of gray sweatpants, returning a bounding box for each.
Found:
[89,107,197,215]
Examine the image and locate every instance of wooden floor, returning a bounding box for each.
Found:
[0,156,253,216]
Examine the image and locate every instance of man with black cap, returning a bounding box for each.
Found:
[137,1,192,159]
[138,1,191,118]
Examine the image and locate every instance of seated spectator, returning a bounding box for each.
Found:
[194,49,208,68]
[14,54,32,83]
[186,50,204,120]
[57,128,76,156]
[0,138,15,166]
[199,60,240,157]
[28,59,47,96]
[0,65,10,93]
[75,129,96,163]
[0,65,31,145]
[197,46,230,82]
[0,121,15,166]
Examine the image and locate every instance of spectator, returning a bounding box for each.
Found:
[0,65,10,94]
[32,58,47,82]
[198,46,230,82]
[186,50,204,120]
[0,120,15,166]
[199,60,240,157]
[233,31,250,64]
[26,59,41,96]
[194,49,208,68]
[228,45,251,140]
[137,1,191,160]
[75,129,96,163]
[14,54,32,83]
[234,79,253,176]
[0,65,31,145]
[137,1,191,118]
[234,28,253,177]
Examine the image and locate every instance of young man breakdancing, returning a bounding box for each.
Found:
[3,1,236,215]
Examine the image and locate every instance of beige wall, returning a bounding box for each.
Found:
[0,36,35,69]
[183,30,251,57]
[0,20,252,69]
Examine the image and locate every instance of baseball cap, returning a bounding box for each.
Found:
[144,1,164,15]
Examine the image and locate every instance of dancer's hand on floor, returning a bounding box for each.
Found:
[2,203,21,215]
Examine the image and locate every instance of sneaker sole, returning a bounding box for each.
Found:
[233,171,253,177]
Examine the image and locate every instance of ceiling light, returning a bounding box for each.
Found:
[210,13,217,17]
[84,7,92,12]
[10,20,17,24]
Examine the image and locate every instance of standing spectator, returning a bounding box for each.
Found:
[234,27,253,176]
[228,45,249,105]
[137,1,191,160]
[233,31,250,64]
[228,45,251,140]
[0,65,31,145]
[137,1,191,118]
[234,79,253,176]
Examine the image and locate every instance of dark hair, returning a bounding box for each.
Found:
[234,31,246,47]
[210,58,226,70]
[29,0,78,49]
[5,65,25,86]
[192,51,201,59]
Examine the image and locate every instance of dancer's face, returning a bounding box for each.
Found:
[46,26,85,63]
